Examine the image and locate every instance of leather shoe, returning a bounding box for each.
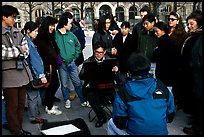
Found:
[21,129,32,135]
[95,118,107,128]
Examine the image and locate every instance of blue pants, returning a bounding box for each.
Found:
[58,61,85,103]
[2,97,7,124]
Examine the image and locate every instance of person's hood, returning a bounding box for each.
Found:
[125,78,156,99]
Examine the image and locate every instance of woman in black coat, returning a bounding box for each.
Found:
[153,22,179,87]
[34,16,62,115]
[181,10,202,135]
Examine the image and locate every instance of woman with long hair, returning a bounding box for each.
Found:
[34,16,62,115]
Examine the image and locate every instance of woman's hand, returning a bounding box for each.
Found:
[41,77,47,84]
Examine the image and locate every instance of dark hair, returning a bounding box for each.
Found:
[57,16,68,29]
[61,12,73,20]
[140,5,150,14]
[186,10,202,28]
[154,22,169,34]
[97,14,110,35]
[22,21,38,35]
[127,53,151,76]
[142,13,156,23]
[169,11,180,19]
[35,16,45,27]
[121,21,130,28]
[38,16,58,36]
[93,41,106,51]
[2,5,19,18]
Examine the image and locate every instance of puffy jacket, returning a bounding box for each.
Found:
[112,75,175,135]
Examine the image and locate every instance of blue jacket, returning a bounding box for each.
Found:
[112,75,175,135]
[25,35,45,79]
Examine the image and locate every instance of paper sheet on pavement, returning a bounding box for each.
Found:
[41,124,80,135]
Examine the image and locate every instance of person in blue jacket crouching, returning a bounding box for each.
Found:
[107,52,176,135]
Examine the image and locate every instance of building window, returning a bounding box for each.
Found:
[15,15,21,29]
[85,8,93,23]
[35,9,45,18]
[99,5,111,17]
[129,6,137,19]
[72,8,80,22]
[116,7,124,22]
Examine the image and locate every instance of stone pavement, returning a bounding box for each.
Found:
[2,87,190,135]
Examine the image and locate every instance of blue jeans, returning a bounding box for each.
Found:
[58,61,85,103]
[2,97,7,124]
[107,118,129,135]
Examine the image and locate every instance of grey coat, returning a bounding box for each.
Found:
[2,27,33,88]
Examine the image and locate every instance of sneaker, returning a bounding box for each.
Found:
[86,101,91,108]
[45,106,62,115]
[53,105,59,109]
[65,100,71,109]
[81,101,91,107]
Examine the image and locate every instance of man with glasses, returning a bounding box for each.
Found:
[2,5,33,135]
[79,41,118,128]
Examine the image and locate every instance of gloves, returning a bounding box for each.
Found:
[57,55,62,66]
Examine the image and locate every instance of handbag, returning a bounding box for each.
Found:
[31,65,52,89]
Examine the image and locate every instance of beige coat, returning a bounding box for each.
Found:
[2,27,33,88]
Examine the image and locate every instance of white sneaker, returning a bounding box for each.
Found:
[53,105,59,109]
[65,100,71,109]
[81,101,91,107]
[45,106,62,115]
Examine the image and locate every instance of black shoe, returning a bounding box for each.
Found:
[53,96,60,102]
[2,123,8,129]
[21,129,32,135]
[95,118,107,128]
[183,126,202,135]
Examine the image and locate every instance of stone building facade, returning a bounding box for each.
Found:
[2,2,202,31]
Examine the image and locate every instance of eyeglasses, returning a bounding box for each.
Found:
[95,51,105,54]
[168,18,177,21]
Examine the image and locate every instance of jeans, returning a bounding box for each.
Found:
[39,88,45,102]
[2,96,7,124]
[58,61,85,103]
[26,86,40,121]
[107,118,129,135]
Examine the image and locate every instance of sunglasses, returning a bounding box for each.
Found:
[168,18,177,21]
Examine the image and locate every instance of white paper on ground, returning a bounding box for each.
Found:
[41,124,81,135]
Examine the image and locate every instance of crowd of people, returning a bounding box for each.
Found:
[2,4,202,135]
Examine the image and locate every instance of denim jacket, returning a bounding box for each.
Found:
[25,35,45,79]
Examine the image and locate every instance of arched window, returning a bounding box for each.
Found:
[35,9,45,18]
[85,8,94,23]
[99,5,111,17]
[129,6,137,19]
[72,8,80,22]
[115,7,124,22]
